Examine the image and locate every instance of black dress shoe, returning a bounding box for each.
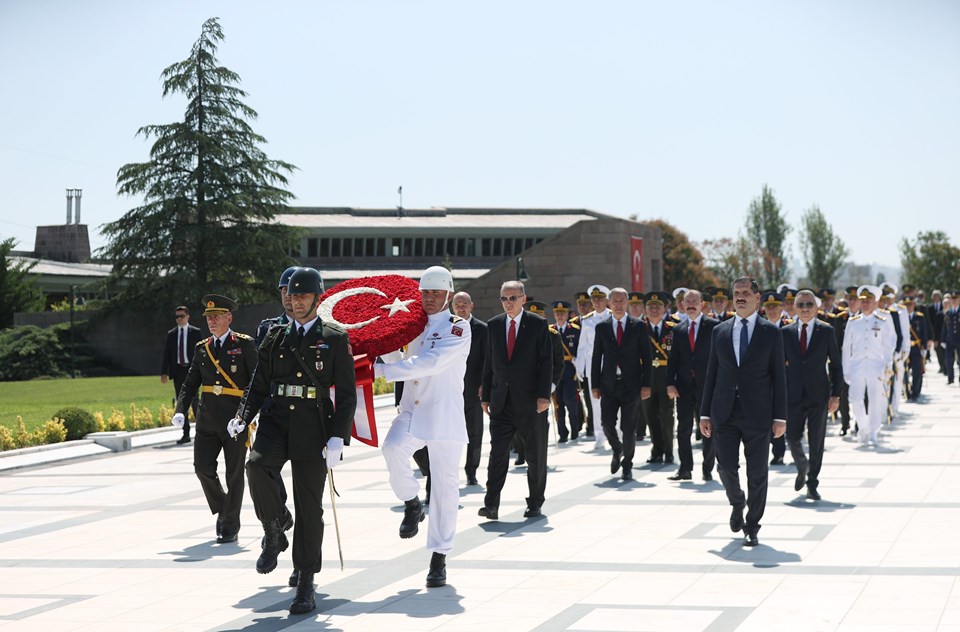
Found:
[523,507,543,518]
[478,506,498,520]
[514,457,526,466]
[215,517,222,537]
[176,436,191,445]
[794,463,809,492]
[217,531,238,544]
[664,455,675,465]
[585,432,595,439]
[702,472,713,482]
[743,532,759,547]
[570,432,579,440]
[558,436,568,444]
[621,467,633,481]
[426,552,446,588]
[647,455,663,464]
[729,505,745,533]
[610,450,622,474]
[840,428,848,436]
[289,571,316,614]
[466,475,479,486]
[288,568,300,588]
[806,488,822,501]
[668,471,692,481]
[770,457,785,465]
[399,497,425,539]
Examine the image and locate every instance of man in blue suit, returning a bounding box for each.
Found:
[700,277,787,547]
[781,289,843,501]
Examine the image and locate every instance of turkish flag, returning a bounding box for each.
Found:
[631,236,643,292]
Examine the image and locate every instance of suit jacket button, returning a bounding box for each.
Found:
[289,404,295,410]
[297,372,303,377]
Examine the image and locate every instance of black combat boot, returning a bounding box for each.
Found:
[399,497,424,539]
[256,517,289,574]
[426,552,446,588]
[289,570,316,614]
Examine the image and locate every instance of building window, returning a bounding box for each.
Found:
[436,238,446,256]
[481,238,491,256]
[365,238,375,257]
[493,238,502,256]
[319,238,330,257]
[466,239,476,256]
[331,238,342,257]
[414,238,424,257]
[403,238,413,257]
[376,238,386,257]
[425,238,434,257]
[391,242,400,257]
[307,238,318,257]
[353,238,364,257]
[513,238,523,254]
[524,238,534,250]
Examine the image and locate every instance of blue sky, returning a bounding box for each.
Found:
[2,0,958,271]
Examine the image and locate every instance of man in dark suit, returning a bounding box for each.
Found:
[926,290,945,374]
[943,292,960,385]
[781,289,843,501]
[903,296,928,401]
[591,287,651,480]
[639,291,677,465]
[666,289,719,482]
[480,281,553,520]
[452,291,488,486]
[700,276,787,547]
[161,305,203,444]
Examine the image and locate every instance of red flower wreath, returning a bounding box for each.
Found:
[317,275,426,357]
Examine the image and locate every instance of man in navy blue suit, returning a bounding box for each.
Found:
[781,289,843,501]
[700,277,787,547]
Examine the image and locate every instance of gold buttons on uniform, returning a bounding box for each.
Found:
[415,400,420,405]
[289,404,295,410]
[297,372,302,378]
[414,380,419,385]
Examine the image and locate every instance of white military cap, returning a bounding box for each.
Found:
[672,287,689,299]
[856,285,882,300]
[587,284,610,298]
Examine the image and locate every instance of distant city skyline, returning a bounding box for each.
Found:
[2,1,957,272]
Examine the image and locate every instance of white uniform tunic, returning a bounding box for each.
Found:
[890,304,911,415]
[574,308,611,448]
[842,310,896,444]
[377,310,471,553]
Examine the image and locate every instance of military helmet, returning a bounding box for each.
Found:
[287,267,324,295]
[278,266,300,289]
[419,266,454,292]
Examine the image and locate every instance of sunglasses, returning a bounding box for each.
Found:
[500,295,522,303]
[795,302,817,309]
[175,314,188,319]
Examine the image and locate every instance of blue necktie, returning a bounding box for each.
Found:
[738,318,749,366]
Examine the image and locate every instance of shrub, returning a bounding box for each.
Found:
[0,425,14,451]
[158,404,174,428]
[93,411,106,432]
[33,419,67,445]
[53,407,99,440]
[105,408,126,431]
[372,376,395,396]
[0,325,67,381]
[14,417,33,449]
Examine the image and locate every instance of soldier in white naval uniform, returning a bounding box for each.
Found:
[375,266,471,588]
[574,284,612,450]
[842,285,897,446]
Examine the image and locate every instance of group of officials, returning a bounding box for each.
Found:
[160,266,949,612]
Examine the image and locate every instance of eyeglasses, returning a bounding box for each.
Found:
[175,314,188,320]
[500,295,522,302]
[796,302,817,309]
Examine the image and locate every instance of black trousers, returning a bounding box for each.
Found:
[786,398,827,492]
[770,431,785,460]
[464,396,484,477]
[580,378,595,435]
[676,390,715,476]
[907,349,923,399]
[634,389,648,439]
[246,433,327,574]
[600,382,639,469]
[714,399,771,535]
[193,425,247,534]
[838,381,851,430]
[934,342,945,373]
[171,365,197,438]
[484,393,548,511]
[643,383,675,460]
[555,375,582,440]
[945,342,959,382]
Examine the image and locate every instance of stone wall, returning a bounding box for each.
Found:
[460,218,663,320]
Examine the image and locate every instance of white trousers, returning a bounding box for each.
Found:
[848,371,887,443]
[588,393,606,449]
[892,358,905,414]
[382,412,464,554]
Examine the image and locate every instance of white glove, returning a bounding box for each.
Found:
[380,349,404,363]
[326,436,344,470]
[171,413,185,429]
[226,417,246,438]
[373,363,385,379]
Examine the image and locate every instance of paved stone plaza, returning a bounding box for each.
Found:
[1,377,958,632]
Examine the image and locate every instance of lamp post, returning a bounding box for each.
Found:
[69,285,78,378]
[516,257,530,283]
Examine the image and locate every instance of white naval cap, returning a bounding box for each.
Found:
[672,287,689,299]
[587,284,610,298]
[856,285,882,300]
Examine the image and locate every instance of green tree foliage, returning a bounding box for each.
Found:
[0,238,42,330]
[101,18,300,310]
[799,205,850,288]
[646,219,718,291]
[899,231,960,293]
[744,184,791,287]
[700,236,764,289]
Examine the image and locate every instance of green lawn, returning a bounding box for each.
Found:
[0,376,177,432]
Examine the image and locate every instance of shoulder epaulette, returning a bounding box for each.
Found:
[664,321,676,329]
[197,337,212,347]
[584,310,596,318]
[234,332,254,340]
[548,324,558,333]
[569,322,581,330]
[916,310,925,317]
[875,313,887,321]
[850,314,862,321]
[449,315,464,323]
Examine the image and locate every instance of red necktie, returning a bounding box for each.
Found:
[179,328,186,364]
[688,320,696,352]
[616,320,624,346]
[507,319,516,361]
[800,323,808,357]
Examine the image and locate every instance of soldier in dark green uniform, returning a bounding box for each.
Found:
[642,291,677,465]
[230,268,356,615]
[172,295,257,544]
